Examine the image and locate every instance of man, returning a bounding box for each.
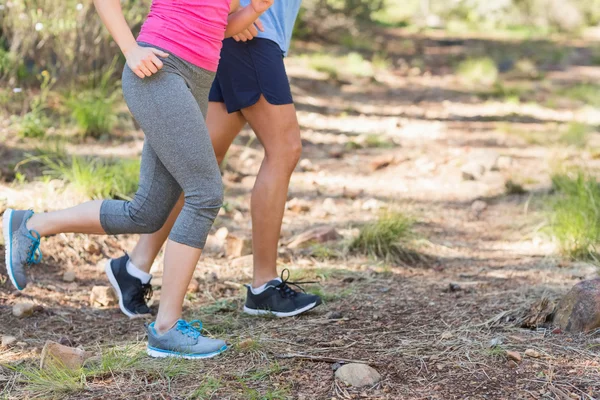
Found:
[104,0,322,318]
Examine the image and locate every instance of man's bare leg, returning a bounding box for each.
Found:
[240,95,302,287]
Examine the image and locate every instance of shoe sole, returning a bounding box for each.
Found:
[146,345,227,359]
[104,260,150,319]
[3,209,23,291]
[243,301,319,318]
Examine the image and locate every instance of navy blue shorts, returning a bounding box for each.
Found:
[209,38,293,113]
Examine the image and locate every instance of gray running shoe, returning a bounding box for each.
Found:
[146,319,227,359]
[2,209,42,290]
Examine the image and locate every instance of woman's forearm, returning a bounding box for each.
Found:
[93,0,138,54]
[225,5,262,38]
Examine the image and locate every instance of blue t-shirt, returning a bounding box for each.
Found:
[240,0,302,56]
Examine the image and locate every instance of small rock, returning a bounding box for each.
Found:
[335,363,381,387]
[447,283,462,292]
[205,272,218,283]
[62,271,76,282]
[441,331,453,340]
[525,349,541,358]
[326,311,343,319]
[1,335,17,347]
[12,301,37,318]
[489,338,503,347]
[287,226,341,249]
[84,241,101,256]
[471,200,488,213]
[361,199,381,211]
[287,198,311,213]
[187,278,200,294]
[369,156,395,172]
[492,155,513,171]
[299,159,319,172]
[332,362,343,371]
[40,340,92,371]
[322,198,337,214]
[237,338,256,350]
[554,278,600,333]
[342,187,362,200]
[506,350,522,363]
[225,233,252,258]
[328,148,345,159]
[461,162,486,181]
[90,286,118,308]
[215,227,229,241]
[204,234,224,255]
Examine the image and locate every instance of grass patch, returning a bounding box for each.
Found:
[307,286,353,303]
[547,170,600,261]
[66,61,120,138]
[35,154,140,200]
[188,377,222,399]
[349,211,422,265]
[10,363,85,399]
[559,122,593,148]
[558,83,600,107]
[456,57,498,86]
[306,52,375,80]
[67,89,118,138]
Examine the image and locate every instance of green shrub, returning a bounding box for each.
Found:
[17,111,48,138]
[548,170,600,261]
[39,155,140,200]
[349,211,422,264]
[559,122,593,148]
[67,89,118,138]
[456,57,499,86]
[558,83,600,107]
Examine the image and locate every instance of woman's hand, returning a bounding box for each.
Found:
[250,0,274,14]
[233,18,264,42]
[125,45,169,79]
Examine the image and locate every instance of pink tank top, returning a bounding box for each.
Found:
[137,0,232,72]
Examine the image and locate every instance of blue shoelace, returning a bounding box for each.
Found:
[175,320,203,339]
[26,229,43,265]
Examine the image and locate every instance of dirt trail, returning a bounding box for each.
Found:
[1,30,600,399]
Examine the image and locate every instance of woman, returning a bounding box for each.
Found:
[3,0,274,359]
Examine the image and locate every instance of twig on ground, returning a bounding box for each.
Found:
[275,353,382,365]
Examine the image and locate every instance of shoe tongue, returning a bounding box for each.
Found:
[266,278,283,288]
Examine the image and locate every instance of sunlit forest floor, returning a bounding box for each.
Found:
[1,25,600,399]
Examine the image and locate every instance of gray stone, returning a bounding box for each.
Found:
[12,301,37,318]
[90,286,118,308]
[335,363,381,387]
[554,278,600,333]
[62,271,76,282]
[1,335,17,347]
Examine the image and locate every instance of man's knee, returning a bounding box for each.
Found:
[265,132,302,172]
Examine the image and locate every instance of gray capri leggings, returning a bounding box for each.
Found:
[99,45,222,249]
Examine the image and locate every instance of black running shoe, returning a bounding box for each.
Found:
[105,254,153,318]
[243,269,322,317]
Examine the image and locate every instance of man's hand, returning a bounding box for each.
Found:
[233,19,264,42]
[250,0,274,14]
[125,44,169,79]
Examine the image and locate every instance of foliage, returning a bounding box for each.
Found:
[548,170,600,261]
[350,211,422,265]
[33,154,140,200]
[15,71,55,138]
[0,0,150,84]
[456,57,499,86]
